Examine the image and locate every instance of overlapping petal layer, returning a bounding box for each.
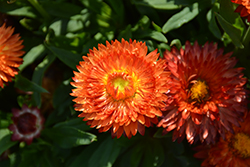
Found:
[158,41,248,144]
[194,113,250,167]
[231,0,250,22]
[9,104,44,145]
[71,39,170,138]
[0,23,24,88]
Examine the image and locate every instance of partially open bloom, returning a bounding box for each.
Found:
[194,113,250,167]
[231,0,250,22]
[0,23,24,88]
[158,41,247,144]
[9,104,44,145]
[70,39,170,138]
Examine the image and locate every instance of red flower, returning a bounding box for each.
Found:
[70,39,170,138]
[194,113,250,167]
[0,23,24,88]
[9,104,44,145]
[158,41,248,144]
[231,0,250,22]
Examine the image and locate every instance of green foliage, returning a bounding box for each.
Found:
[0,0,249,166]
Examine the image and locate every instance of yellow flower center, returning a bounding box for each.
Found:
[233,132,250,158]
[112,77,129,93]
[190,80,209,102]
[106,72,136,101]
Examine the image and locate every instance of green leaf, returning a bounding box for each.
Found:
[0,134,18,155]
[46,45,82,70]
[118,24,132,41]
[19,44,46,71]
[135,30,168,43]
[216,13,244,48]
[42,126,96,149]
[105,0,124,23]
[14,75,48,93]
[51,80,73,116]
[152,22,162,32]
[31,54,56,107]
[69,141,100,167]
[88,137,121,167]
[219,0,245,35]
[206,6,222,39]
[243,26,250,47]
[162,2,199,33]
[53,117,91,132]
[0,1,38,18]
[41,1,82,18]
[170,39,182,49]
[132,0,181,10]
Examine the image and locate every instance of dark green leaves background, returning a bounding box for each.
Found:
[0,0,249,166]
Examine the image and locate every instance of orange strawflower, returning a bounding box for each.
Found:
[231,0,250,22]
[158,41,248,144]
[70,39,170,138]
[194,113,250,167]
[0,23,24,88]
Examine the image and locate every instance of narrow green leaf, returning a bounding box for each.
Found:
[52,82,73,115]
[152,22,162,32]
[42,126,96,149]
[206,7,222,39]
[118,24,132,41]
[88,137,121,167]
[19,44,46,71]
[31,54,56,107]
[0,3,38,18]
[53,118,91,132]
[0,134,18,155]
[135,30,168,43]
[162,2,199,33]
[46,45,82,70]
[41,1,82,18]
[216,13,244,48]
[170,39,182,49]
[132,0,181,10]
[69,139,100,167]
[243,25,250,47]
[14,75,48,93]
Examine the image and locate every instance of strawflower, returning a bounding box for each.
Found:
[231,0,250,22]
[158,41,248,144]
[0,23,24,88]
[9,104,44,145]
[71,39,170,138]
[194,113,250,167]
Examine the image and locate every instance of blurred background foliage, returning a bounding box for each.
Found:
[0,0,249,166]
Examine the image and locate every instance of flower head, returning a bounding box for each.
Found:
[231,0,250,22]
[158,41,248,144]
[194,113,250,167]
[9,104,44,145]
[70,39,170,138]
[0,23,24,88]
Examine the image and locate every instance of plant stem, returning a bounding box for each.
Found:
[28,0,51,21]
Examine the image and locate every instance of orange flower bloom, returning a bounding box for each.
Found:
[194,113,250,167]
[70,39,170,138]
[158,41,248,144]
[0,23,24,88]
[231,0,250,22]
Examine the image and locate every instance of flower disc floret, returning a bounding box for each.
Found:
[71,39,170,138]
